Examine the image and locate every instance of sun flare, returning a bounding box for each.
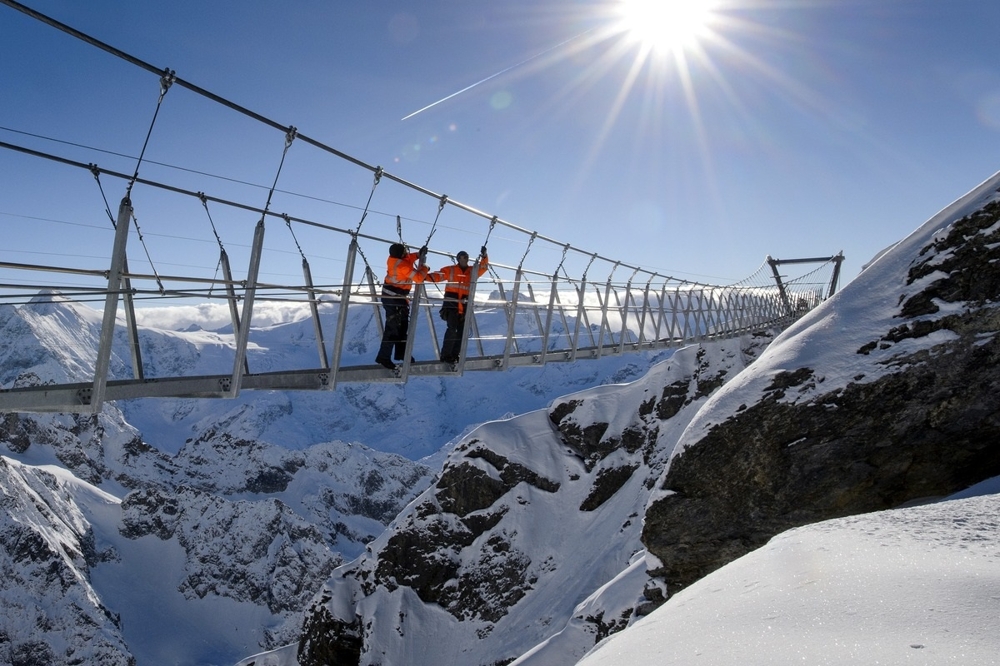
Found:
[617,0,719,54]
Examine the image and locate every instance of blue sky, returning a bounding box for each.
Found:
[2,0,1000,300]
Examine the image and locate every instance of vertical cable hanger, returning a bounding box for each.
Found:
[283,213,307,262]
[349,167,383,276]
[126,68,175,199]
[115,68,176,294]
[481,215,497,263]
[553,243,570,276]
[423,194,448,247]
[90,164,117,228]
[261,126,297,217]
[517,232,537,269]
[353,166,383,236]
[199,192,227,298]
[129,209,165,294]
[199,192,226,252]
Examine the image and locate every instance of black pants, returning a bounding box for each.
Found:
[377,295,410,363]
[440,297,466,362]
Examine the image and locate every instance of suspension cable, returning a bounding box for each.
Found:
[483,216,498,247]
[353,231,375,281]
[553,243,570,276]
[260,126,296,216]
[127,68,175,197]
[129,209,165,294]
[283,213,306,261]
[344,170,383,283]
[90,164,117,227]
[198,192,226,253]
[424,194,447,246]
[353,166,383,235]
[517,232,537,270]
[198,192,227,297]
[93,162,166,294]
[606,261,621,284]
[581,253,597,281]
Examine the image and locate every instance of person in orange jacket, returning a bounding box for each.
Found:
[376,242,428,370]
[428,246,488,363]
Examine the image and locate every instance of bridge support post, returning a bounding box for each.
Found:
[633,281,650,348]
[119,255,144,381]
[229,219,265,397]
[766,255,793,316]
[538,273,560,364]
[220,249,250,376]
[617,281,632,355]
[502,269,524,369]
[330,238,358,387]
[365,265,383,337]
[91,196,133,412]
[595,279,614,360]
[828,251,844,298]
[302,257,329,369]
[493,280,519,356]
[455,256,484,370]
[653,281,669,343]
[569,278,588,362]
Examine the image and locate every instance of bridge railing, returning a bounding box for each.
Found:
[0,216,832,414]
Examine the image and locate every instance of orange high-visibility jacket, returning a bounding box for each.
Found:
[383,252,428,294]
[429,255,489,310]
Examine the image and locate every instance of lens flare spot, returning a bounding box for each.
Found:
[976,92,1000,130]
[490,90,513,110]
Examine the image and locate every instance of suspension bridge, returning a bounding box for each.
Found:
[0,0,843,414]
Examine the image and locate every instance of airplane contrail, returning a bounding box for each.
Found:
[401,28,595,121]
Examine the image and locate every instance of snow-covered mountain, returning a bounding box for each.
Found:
[293,334,775,666]
[0,457,131,665]
[0,286,665,664]
[6,168,1000,665]
[0,407,435,665]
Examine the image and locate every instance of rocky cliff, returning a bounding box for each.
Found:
[643,174,1000,598]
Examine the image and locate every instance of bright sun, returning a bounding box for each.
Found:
[617,0,719,54]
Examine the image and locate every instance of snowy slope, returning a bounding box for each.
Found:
[578,486,1000,666]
